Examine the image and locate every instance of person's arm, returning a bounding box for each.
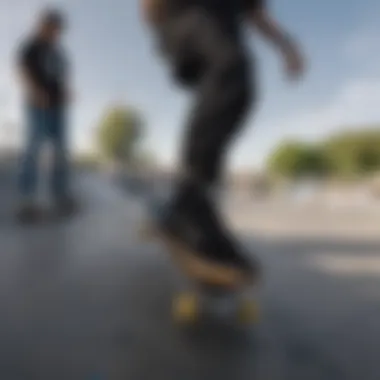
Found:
[140,0,165,26]
[17,43,49,106]
[246,2,305,78]
[60,47,73,104]
[19,67,42,98]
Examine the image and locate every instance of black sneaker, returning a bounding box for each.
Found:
[16,202,41,224]
[54,196,79,217]
[178,185,260,284]
[213,229,261,281]
[148,197,258,287]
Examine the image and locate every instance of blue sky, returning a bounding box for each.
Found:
[1,0,380,170]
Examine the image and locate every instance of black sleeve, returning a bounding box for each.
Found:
[60,47,69,78]
[17,40,36,70]
[243,0,266,12]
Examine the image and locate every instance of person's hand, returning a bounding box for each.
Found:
[249,11,306,81]
[63,87,73,104]
[281,40,305,80]
[33,88,49,108]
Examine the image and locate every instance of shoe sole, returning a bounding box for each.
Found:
[16,208,75,224]
[141,222,255,289]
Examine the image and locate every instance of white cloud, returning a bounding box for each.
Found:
[342,15,380,76]
[289,19,380,138]
[234,18,380,169]
[344,26,378,60]
[282,78,380,140]
[1,0,379,168]
[234,78,380,169]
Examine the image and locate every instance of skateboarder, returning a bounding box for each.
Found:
[142,0,305,284]
[16,8,77,221]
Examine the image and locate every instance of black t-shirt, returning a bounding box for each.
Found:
[18,37,68,105]
[163,0,266,36]
[242,0,265,12]
[165,0,265,18]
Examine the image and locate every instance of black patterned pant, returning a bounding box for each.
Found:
[158,9,254,187]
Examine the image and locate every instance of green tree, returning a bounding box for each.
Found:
[266,127,380,180]
[134,150,157,169]
[324,129,380,177]
[98,106,144,164]
[267,141,328,179]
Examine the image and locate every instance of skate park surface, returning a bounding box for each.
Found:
[0,164,379,380]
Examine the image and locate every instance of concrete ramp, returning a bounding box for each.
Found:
[0,170,379,380]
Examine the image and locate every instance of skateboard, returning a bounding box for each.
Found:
[171,281,259,326]
[16,205,77,225]
[140,220,259,326]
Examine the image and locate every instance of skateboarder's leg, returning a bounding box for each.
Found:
[176,17,252,219]
[181,51,252,186]
[174,48,255,273]
[155,11,257,279]
[160,10,253,203]
[178,41,252,224]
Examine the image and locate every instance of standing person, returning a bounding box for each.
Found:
[142,0,305,285]
[16,8,76,221]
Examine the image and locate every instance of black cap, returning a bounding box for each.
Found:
[41,8,65,28]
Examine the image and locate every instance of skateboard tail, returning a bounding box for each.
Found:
[140,220,255,290]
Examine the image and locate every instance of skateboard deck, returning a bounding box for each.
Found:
[172,284,259,325]
[142,221,253,286]
[141,220,259,325]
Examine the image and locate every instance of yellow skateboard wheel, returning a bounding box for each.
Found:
[172,293,199,324]
[238,300,259,324]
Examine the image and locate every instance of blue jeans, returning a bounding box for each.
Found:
[18,105,70,200]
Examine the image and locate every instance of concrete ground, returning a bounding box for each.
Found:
[0,166,379,380]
